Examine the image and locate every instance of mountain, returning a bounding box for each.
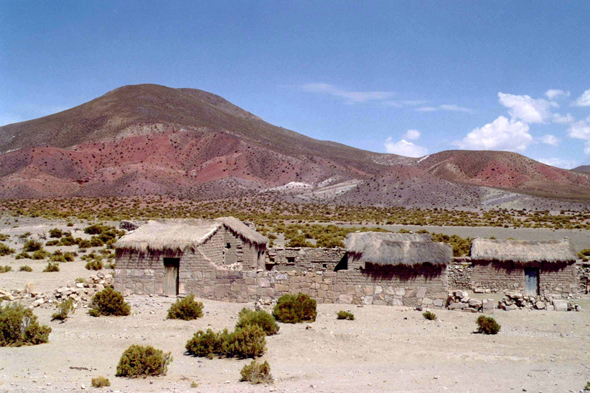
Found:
[572,165,590,173]
[0,84,589,208]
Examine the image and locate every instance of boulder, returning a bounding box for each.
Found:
[448,302,467,310]
[433,299,444,307]
[25,282,35,294]
[553,300,568,312]
[535,301,546,310]
[338,294,353,304]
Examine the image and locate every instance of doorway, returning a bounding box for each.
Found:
[164,258,180,296]
[524,267,539,295]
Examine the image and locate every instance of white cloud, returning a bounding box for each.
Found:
[384,137,428,157]
[453,116,533,152]
[498,92,556,124]
[415,107,438,112]
[552,113,575,124]
[537,158,577,170]
[383,100,428,108]
[545,89,570,100]
[573,89,590,107]
[439,104,472,113]
[568,118,590,140]
[300,83,394,103]
[540,134,559,146]
[404,129,421,140]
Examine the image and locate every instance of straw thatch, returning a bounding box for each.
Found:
[115,217,268,252]
[345,232,451,266]
[470,238,577,263]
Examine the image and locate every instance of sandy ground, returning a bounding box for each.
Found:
[1,217,590,392]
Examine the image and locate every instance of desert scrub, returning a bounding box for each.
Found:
[116,344,172,378]
[336,310,355,320]
[0,242,15,256]
[91,376,111,388]
[240,360,273,384]
[19,265,33,272]
[167,294,204,320]
[236,308,279,335]
[51,298,76,321]
[32,249,50,260]
[476,315,501,335]
[85,260,103,270]
[0,303,52,346]
[0,265,12,273]
[186,325,266,359]
[89,287,130,317]
[23,239,43,252]
[43,262,60,272]
[423,311,437,320]
[49,228,63,238]
[273,293,317,323]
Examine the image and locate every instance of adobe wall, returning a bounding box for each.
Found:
[267,248,347,272]
[115,248,449,307]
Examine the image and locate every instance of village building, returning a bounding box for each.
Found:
[469,238,578,296]
[266,247,347,272]
[114,217,268,297]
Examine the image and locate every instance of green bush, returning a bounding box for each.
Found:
[273,293,317,323]
[185,329,227,359]
[64,251,77,262]
[240,360,273,384]
[0,303,52,346]
[91,376,111,388]
[476,315,501,335]
[19,265,33,272]
[43,262,60,272]
[85,260,103,270]
[186,325,266,359]
[336,310,355,320]
[51,298,76,321]
[78,239,92,249]
[423,311,437,320]
[236,308,279,335]
[223,324,267,358]
[0,265,12,273]
[59,236,76,246]
[32,249,50,260]
[89,287,130,317]
[0,242,15,256]
[167,294,204,320]
[45,240,59,246]
[116,344,172,378]
[15,252,31,260]
[23,240,43,252]
[49,228,63,238]
[90,236,104,247]
[0,234,9,241]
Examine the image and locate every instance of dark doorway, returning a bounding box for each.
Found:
[164,258,180,296]
[334,255,348,271]
[524,267,539,295]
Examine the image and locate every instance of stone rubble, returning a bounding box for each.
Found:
[497,291,581,312]
[446,290,494,313]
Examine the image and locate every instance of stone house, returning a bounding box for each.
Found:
[266,247,347,272]
[469,238,578,296]
[114,217,268,296]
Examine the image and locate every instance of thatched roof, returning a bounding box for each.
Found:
[115,217,268,252]
[345,232,451,266]
[470,238,577,263]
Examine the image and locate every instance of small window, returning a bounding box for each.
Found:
[286,257,295,264]
[323,264,327,268]
[225,243,231,249]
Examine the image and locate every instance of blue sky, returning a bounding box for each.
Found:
[1,1,590,168]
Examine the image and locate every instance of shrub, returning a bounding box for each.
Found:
[167,294,204,320]
[0,242,15,256]
[0,234,9,241]
[49,228,63,238]
[336,310,355,320]
[476,315,501,335]
[116,344,172,378]
[273,293,317,323]
[45,240,59,246]
[0,303,52,346]
[15,252,31,260]
[186,325,266,359]
[90,236,105,247]
[236,308,279,335]
[23,240,43,252]
[32,250,50,260]
[85,260,103,270]
[185,328,226,359]
[59,236,76,246]
[51,298,76,321]
[0,265,12,273]
[64,251,77,262]
[89,287,130,317]
[91,376,111,388]
[43,262,60,272]
[423,311,437,321]
[78,239,92,249]
[240,360,273,384]
[223,324,267,358]
[19,265,33,272]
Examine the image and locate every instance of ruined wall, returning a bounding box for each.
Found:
[267,248,347,272]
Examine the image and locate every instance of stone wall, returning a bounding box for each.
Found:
[267,247,347,272]
[115,248,448,308]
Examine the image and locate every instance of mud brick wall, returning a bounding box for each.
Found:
[447,263,474,290]
[470,261,578,295]
[267,248,347,272]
